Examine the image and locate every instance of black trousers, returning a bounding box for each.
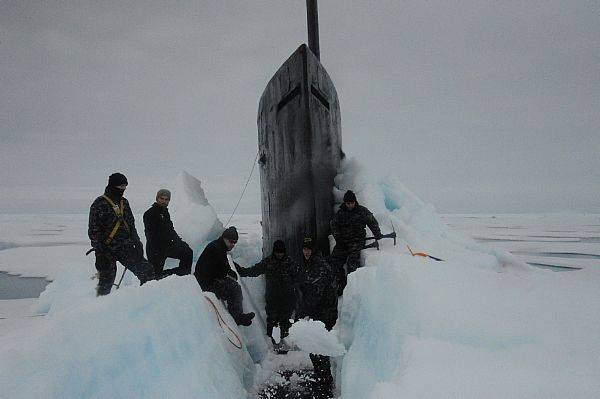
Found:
[95,251,154,296]
[147,240,193,278]
[309,353,334,398]
[265,294,295,340]
[266,317,292,341]
[204,277,245,321]
[330,241,364,295]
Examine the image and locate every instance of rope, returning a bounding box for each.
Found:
[204,296,243,349]
[225,150,259,227]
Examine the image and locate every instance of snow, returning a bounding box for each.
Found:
[288,319,346,357]
[337,253,600,398]
[1,166,599,398]
[1,277,255,399]
[0,298,45,337]
[333,160,600,398]
[0,245,89,280]
[0,213,89,279]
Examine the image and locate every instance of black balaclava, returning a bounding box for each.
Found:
[108,173,128,187]
[105,173,128,202]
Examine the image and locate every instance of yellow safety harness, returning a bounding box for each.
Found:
[102,195,130,245]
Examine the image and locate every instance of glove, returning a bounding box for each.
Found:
[92,241,110,254]
[233,262,245,276]
[375,233,383,240]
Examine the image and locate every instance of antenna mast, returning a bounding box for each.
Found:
[306,0,320,60]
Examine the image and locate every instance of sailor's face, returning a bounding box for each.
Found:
[116,184,127,191]
[302,248,312,260]
[345,201,356,210]
[274,251,285,260]
[224,238,237,251]
[157,195,170,207]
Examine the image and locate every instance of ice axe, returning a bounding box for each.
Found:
[362,240,380,251]
[114,268,128,289]
[407,245,444,261]
[354,222,397,246]
[344,239,380,254]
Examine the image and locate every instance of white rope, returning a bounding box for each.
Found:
[225,150,259,227]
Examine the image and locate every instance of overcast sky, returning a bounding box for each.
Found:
[1,1,598,214]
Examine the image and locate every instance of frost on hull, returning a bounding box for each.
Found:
[257,44,343,261]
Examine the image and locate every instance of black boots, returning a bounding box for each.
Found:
[235,312,255,326]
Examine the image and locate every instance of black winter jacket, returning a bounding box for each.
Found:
[143,203,181,253]
[88,186,140,254]
[298,253,338,330]
[237,254,300,313]
[194,238,236,289]
[331,203,381,246]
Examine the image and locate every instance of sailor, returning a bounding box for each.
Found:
[330,190,382,295]
[297,237,338,398]
[88,173,154,296]
[193,226,255,326]
[236,240,301,348]
[143,189,193,278]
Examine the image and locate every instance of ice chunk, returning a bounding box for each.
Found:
[168,171,223,252]
[1,277,255,399]
[288,319,345,357]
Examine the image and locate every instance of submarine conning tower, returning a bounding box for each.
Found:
[257,43,343,262]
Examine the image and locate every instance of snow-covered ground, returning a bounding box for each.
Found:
[444,212,600,271]
[1,164,599,398]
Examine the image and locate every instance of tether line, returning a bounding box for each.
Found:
[225,150,259,227]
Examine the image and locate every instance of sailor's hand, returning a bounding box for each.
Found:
[92,241,109,254]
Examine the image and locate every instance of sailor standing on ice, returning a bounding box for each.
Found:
[88,173,155,296]
[235,240,301,348]
[143,189,193,278]
[193,226,255,326]
[297,237,338,398]
[330,190,382,296]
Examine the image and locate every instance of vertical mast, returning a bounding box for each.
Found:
[306,0,320,60]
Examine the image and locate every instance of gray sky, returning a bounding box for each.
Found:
[1,1,599,214]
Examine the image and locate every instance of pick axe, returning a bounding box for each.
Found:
[407,245,444,261]
[357,221,398,245]
[361,240,380,251]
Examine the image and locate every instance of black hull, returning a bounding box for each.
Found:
[257,44,343,261]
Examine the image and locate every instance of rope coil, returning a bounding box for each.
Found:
[204,296,243,349]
